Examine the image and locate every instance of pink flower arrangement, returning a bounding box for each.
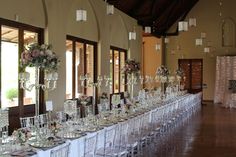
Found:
[20,43,60,71]
[122,59,140,74]
[12,128,31,144]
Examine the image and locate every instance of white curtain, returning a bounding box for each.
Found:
[214,56,236,107]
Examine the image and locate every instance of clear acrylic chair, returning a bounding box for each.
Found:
[20,116,36,129]
[84,132,97,157]
[50,143,70,157]
[96,125,128,157]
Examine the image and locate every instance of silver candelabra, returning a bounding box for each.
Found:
[19,67,58,116]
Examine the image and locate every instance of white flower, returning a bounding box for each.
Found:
[40,51,44,55]
[51,62,55,65]
[41,44,46,49]
[43,59,47,63]
[46,50,53,56]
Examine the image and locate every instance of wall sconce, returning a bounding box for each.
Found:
[155,43,161,51]
[76,9,87,21]
[178,21,188,32]
[107,4,114,15]
[164,37,169,43]
[144,26,151,33]
[189,18,197,27]
[195,38,203,46]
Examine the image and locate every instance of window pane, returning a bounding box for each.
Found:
[75,42,84,97]
[120,52,125,92]
[110,50,113,94]
[113,50,119,93]
[1,26,19,108]
[66,40,73,99]
[86,44,94,96]
[23,31,38,105]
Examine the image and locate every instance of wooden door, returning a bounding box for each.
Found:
[178,59,203,94]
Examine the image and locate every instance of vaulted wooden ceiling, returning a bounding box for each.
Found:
[106,0,199,37]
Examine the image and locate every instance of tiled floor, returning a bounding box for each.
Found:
[143,103,236,157]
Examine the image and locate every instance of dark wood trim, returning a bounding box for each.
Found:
[66,35,97,46]
[178,59,203,93]
[19,28,24,117]
[84,43,87,95]
[112,49,114,93]
[72,40,76,98]
[161,37,165,65]
[0,18,44,133]
[0,18,43,33]
[0,25,1,108]
[118,51,121,92]
[66,35,98,97]
[110,46,127,94]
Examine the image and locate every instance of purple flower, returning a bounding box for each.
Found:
[31,49,40,57]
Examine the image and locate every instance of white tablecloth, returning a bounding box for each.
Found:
[30,93,201,157]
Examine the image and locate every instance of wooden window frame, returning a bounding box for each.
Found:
[66,35,98,98]
[0,18,44,113]
[110,46,127,94]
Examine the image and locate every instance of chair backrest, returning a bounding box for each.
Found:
[50,143,70,157]
[56,111,67,123]
[116,121,128,146]
[20,116,35,128]
[38,113,49,127]
[104,125,117,148]
[84,133,97,157]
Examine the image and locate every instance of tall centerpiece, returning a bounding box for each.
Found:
[122,59,140,100]
[19,43,60,116]
[175,68,184,91]
[156,65,169,94]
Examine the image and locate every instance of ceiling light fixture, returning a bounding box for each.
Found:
[76,9,87,21]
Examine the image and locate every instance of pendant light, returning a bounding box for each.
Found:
[76,9,87,21]
[144,26,151,33]
[178,21,188,32]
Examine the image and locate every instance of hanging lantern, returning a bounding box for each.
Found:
[144,26,151,33]
[204,47,210,53]
[189,18,197,27]
[195,38,203,46]
[107,4,114,15]
[164,37,169,43]
[201,32,206,39]
[129,31,136,40]
[76,9,87,21]
[155,43,161,51]
[178,21,188,31]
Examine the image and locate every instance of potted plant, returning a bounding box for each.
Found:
[6,88,18,105]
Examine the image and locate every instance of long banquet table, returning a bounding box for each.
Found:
[7,93,202,157]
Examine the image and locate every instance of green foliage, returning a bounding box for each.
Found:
[6,88,18,101]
